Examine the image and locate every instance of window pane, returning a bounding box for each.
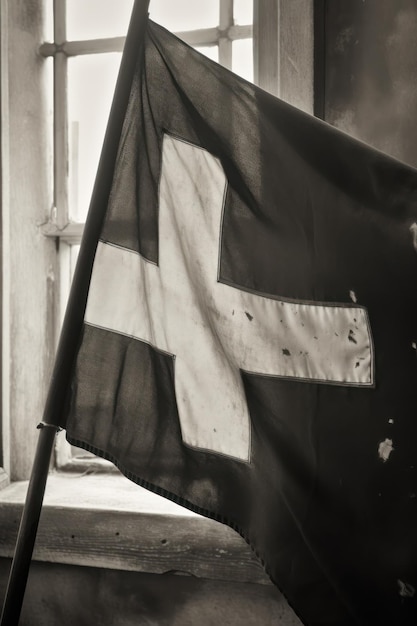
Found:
[196,45,219,63]
[149,0,219,32]
[68,53,122,222]
[234,0,253,25]
[45,0,54,41]
[233,39,253,82]
[67,0,134,40]
[67,0,220,39]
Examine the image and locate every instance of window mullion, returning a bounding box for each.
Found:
[53,0,69,229]
[219,0,233,68]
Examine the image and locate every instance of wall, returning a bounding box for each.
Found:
[1,0,56,483]
[322,0,417,168]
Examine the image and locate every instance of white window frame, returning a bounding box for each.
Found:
[0,0,315,476]
[40,0,253,242]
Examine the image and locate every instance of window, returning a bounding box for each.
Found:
[1,0,56,483]
[38,0,255,471]
[1,0,314,482]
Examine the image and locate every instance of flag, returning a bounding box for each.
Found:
[63,19,417,626]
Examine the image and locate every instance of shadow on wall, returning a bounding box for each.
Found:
[0,558,303,626]
[324,0,417,169]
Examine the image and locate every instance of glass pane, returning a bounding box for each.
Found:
[68,53,122,222]
[234,0,253,25]
[70,244,80,276]
[149,0,219,32]
[66,243,114,464]
[67,0,134,40]
[44,0,54,41]
[233,39,253,82]
[196,45,219,63]
[45,56,54,203]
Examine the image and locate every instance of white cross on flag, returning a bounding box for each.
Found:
[64,19,417,626]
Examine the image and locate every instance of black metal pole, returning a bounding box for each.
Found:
[0,425,58,626]
[0,2,150,624]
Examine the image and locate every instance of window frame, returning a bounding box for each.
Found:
[40,0,253,243]
[1,0,57,484]
[0,0,314,580]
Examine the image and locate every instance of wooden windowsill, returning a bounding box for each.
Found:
[0,472,270,585]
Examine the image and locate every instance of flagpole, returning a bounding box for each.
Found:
[0,1,150,624]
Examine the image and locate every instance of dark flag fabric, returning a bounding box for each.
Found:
[64,19,417,626]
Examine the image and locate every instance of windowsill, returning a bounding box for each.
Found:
[0,472,270,585]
